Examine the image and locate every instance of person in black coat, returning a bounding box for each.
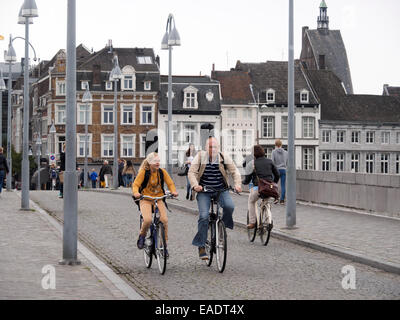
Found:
[59,144,66,198]
[0,146,10,195]
[242,145,279,230]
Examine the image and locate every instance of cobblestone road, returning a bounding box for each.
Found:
[30,191,400,300]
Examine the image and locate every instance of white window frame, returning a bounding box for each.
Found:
[144,81,151,91]
[77,103,92,125]
[56,80,66,96]
[381,131,390,144]
[266,89,275,103]
[101,134,114,158]
[303,147,314,170]
[140,134,146,158]
[302,117,315,138]
[321,152,331,171]
[281,116,288,138]
[55,104,66,125]
[322,130,331,143]
[300,89,309,104]
[380,153,389,174]
[56,135,66,154]
[184,123,196,144]
[137,56,153,64]
[140,104,155,125]
[105,81,113,91]
[101,104,114,125]
[351,153,360,173]
[227,130,236,146]
[121,65,136,91]
[262,116,275,138]
[337,130,345,143]
[336,153,345,172]
[351,131,360,143]
[366,131,375,144]
[183,86,199,109]
[242,130,252,148]
[77,133,92,158]
[120,104,135,125]
[120,134,135,157]
[366,153,375,173]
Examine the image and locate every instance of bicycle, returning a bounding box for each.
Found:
[201,185,240,273]
[133,193,175,275]
[247,195,274,246]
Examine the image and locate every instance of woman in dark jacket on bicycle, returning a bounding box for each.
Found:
[242,145,279,230]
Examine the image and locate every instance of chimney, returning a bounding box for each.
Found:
[212,63,215,72]
[107,39,113,53]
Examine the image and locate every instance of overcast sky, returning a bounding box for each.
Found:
[1,0,399,95]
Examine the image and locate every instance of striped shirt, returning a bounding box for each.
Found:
[199,158,226,191]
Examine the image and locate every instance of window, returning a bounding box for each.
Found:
[321,152,331,171]
[184,124,196,144]
[121,65,136,91]
[351,153,360,173]
[140,134,146,158]
[137,56,152,64]
[102,105,114,124]
[266,147,274,159]
[380,154,389,174]
[144,81,151,91]
[105,81,113,91]
[56,135,65,154]
[141,105,154,125]
[336,153,345,172]
[281,116,288,138]
[227,130,236,146]
[366,131,375,144]
[56,81,66,96]
[77,134,92,157]
[81,81,89,90]
[397,132,400,144]
[337,131,345,143]
[55,105,66,124]
[102,135,114,157]
[77,104,92,125]
[121,105,134,125]
[242,130,252,148]
[172,122,179,145]
[381,132,390,144]
[351,131,360,143]
[396,154,400,174]
[227,109,237,118]
[243,109,252,119]
[123,75,133,90]
[262,116,275,138]
[366,153,375,173]
[322,130,331,143]
[303,148,314,170]
[300,90,309,103]
[266,89,275,103]
[183,86,199,109]
[121,134,135,157]
[302,117,315,138]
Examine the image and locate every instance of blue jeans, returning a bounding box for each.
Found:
[192,190,235,247]
[0,170,5,193]
[186,176,191,197]
[279,169,286,201]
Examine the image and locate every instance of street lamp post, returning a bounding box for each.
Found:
[82,84,92,188]
[286,0,296,228]
[161,13,181,175]
[109,54,122,189]
[36,135,41,190]
[0,70,6,148]
[21,0,39,209]
[49,121,56,154]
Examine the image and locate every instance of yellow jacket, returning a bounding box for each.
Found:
[132,168,176,197]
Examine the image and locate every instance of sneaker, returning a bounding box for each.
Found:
[186,192,189,200]
[137,235,145,249]
[198,247,208,260]
[280,200,285,205]
[267,221,274,232]
[273,199,279,204]
[58,193,63,198]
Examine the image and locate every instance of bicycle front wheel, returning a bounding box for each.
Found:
[204,221,214,267]
[216,220,227,273]
[259,205,271,246]
[247,210,257,242]
[140,216,152,268]
[155,222,167,275]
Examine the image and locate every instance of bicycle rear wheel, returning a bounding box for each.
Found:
[204,221,214,266]
[216,220,227,273]
[259,205,271,246]
[155,222,167,275]
[247,210,257,242]
[140,216,152,268]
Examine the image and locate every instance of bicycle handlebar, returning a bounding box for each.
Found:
[132,193,176,202]
[201,185,241,195]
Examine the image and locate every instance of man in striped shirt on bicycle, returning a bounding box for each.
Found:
[188,137,242,260]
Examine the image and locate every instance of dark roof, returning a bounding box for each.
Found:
[305,29,353,94]
[211,70,253,104]
[235,60,319,105]
[78,47,159,73]
[306,69,400,123]
[159,75,221,114]
[383,85,400,97]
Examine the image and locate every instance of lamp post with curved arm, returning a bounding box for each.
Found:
[0,70,6,148]
[161,14,181,175]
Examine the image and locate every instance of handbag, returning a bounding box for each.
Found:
[177,165,189,176]
[59,172,64,183]
[258,178,279,199]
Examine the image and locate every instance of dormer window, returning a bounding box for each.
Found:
[266,89,275,103]
[81,81,89,90]
[144,81,151,91]
[105,81,113,91]
[300,89,309,103]
[121,65,136,91]
[137,56,152,64]
[183,86,199,109]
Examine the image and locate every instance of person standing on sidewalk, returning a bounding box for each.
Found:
[58,144,66,198]
[271,139,288,205]
[185,143,196,200]
[0,147,10,196]
[99,160,112,188]
[90,168,98,189]
[188,137,242,260]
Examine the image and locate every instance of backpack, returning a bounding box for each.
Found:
[136,169,168,210]
[51,169,57,179]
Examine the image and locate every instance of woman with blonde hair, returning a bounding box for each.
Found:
[132,152,178,256]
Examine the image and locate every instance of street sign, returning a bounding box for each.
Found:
[49,154,56,165]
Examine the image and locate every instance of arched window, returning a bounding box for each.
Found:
[121,65,136,91]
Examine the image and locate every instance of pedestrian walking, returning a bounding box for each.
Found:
[99,160,112,188]
[271,139,288,205]
[49,164,58,191]
[58,144,66,198]
[90,168,98,189]
[0,147,10,197]
[122,160,136,188]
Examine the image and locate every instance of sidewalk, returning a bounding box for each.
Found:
[0,191,142,300]
[92,186,400,275]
